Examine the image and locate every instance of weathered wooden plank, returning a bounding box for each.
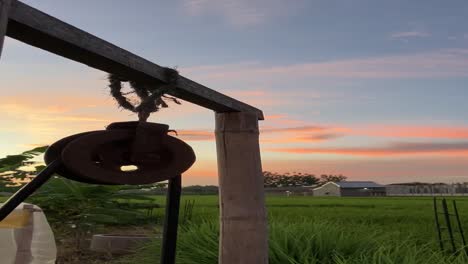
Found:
[5,1,264,119]
[215,112,268,264]
[0,0,12,58]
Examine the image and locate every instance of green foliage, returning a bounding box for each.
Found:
[0,146,48,192]
[0,146,47,173]
[122,219,468,264]
[24,177,162,255]
[29,177,157,229]
[119,195,468,264]
[319,174,348,184]
[263,171,348,188]
[264,171,319,187]
[182,185,218,195]
[1,147,160,229]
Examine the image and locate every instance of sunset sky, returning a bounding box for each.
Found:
[1,0,468,185]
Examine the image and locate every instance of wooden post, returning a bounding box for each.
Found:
[215,112,268,264]
[0,0,11,58]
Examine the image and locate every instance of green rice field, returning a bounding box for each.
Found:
[118,195,468,264]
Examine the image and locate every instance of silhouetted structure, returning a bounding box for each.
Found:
[313,181,386,197]
[386,182,468,196]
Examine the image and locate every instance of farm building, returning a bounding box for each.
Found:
[386,182,468,196]
[313,181,386,197]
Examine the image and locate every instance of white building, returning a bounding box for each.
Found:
[313,181,386,197]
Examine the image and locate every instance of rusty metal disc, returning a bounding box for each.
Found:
[60,129,196,185]
[44,131,116,184]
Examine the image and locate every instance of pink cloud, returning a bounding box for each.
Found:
[265,114,287,119]
[178,122,468,144]
[268,141,468,157]
[182,49,468,80]
[262,133,342,143]
[177,124,343,144]
[354,125,468,139]
[177,130,214,141]
[264,123,468,144]
[262,125,328,133]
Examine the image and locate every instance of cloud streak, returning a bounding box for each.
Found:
[177,124,468,144]
[182,0,300,27]
[262,125,328,133]
[390,31,431,39]
[268,141,468,157]
[353,125,468,140]
[182,49,468,80]
[223,89,324,108]
[262,133,342,144]
[177,130,214,141]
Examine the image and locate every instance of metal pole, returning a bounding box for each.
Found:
[442,198,457,253]
[434,197,444,251]
[0,159,61,221]
[453,200,467,255]
[160,175,182,264]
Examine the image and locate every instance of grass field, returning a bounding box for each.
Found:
[119,195,468,264]
[4,194,468,263]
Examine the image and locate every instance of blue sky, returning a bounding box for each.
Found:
[1,0,468,185]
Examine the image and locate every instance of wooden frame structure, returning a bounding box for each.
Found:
[0,1,268,263]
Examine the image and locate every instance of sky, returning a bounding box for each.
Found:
[1,0,468,185]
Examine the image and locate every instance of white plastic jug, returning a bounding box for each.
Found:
[0,203,57,264]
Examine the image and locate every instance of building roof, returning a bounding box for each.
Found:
[335,181,384,188]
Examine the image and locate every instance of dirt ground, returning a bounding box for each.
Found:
[54,225,157,264]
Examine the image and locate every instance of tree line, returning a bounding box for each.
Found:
[263,171,347,188]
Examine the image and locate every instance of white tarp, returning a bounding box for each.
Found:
[0,203,56,264]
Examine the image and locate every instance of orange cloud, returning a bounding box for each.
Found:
[176,124,468,146]
[262,125,329,133]
[262,134,341,143]
[263,113,310,127]
[30,115,109,123]
[263,123,468,143]
[268,141,468,157]
[0,94,113,113]
[354,125,468,139]
[177,130,214,141]
[176,126,343,144]
[264,114,287,119]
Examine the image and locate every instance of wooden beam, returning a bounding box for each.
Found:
[0,0,12,58]
[215,112,268,264]
[5,1,264,120]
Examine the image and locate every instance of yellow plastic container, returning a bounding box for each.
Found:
[0,203,57,264]
[0,210,31,228]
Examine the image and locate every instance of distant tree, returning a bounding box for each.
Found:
[319,174,347,184]
[0,146,47,192]
[183,185,219,195]
[263,171,319,187]
[0,176,12,193]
